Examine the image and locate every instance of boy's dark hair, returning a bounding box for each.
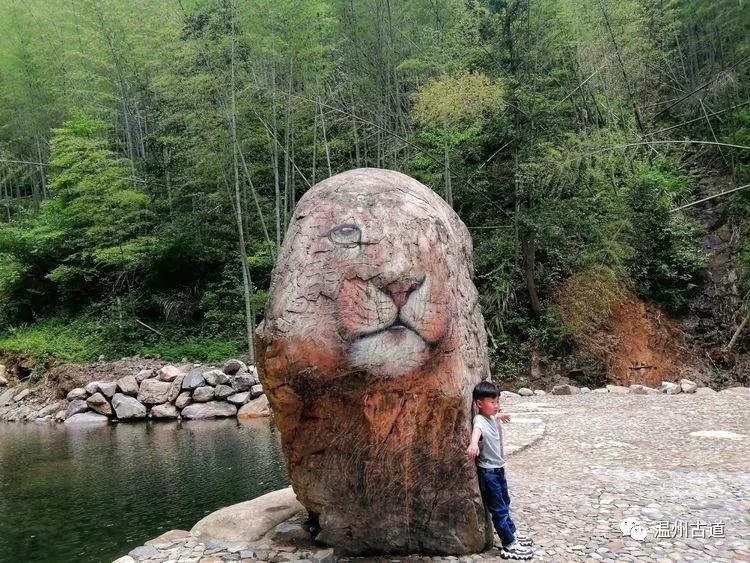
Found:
[473,381,500,401]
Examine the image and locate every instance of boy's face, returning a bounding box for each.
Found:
[475,395,499,417]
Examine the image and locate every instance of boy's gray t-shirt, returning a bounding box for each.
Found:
[473,414,506,469]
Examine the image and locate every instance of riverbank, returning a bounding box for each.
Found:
[117,389,750,563]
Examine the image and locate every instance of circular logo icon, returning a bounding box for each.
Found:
[620,518,640,536]
[630,524,648,541]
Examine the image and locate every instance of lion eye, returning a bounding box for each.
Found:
[328,224,361,247]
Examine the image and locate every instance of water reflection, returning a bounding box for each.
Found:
[0,419,287,563]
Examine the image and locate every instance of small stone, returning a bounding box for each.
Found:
[533,390,546,395]
[223,359,248,376]
[661,381,681,394]
[175,391,193,409]
[193,386,215,402]
[117,375,139,396]
[98,382,117,398]
[580,386,591,393]
[135,369,156,383]
[204,369,230,386]
[551,384,580,395]
[214,384,234,399]
[84,381,100,395]
[66,387,88,401]
[680,378,697,393]
[159,365,182,382]
[249,384,264,399]
[517,387,534,396]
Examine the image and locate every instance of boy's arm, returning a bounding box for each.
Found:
[466,426,482,460]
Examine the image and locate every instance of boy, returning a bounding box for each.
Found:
[467,381,533,560]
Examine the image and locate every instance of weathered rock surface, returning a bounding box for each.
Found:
[223,358,247,376]
[112,393,147,420]
[66,399,89,418]
[175,391,192,409]
[181,401,237,419]
[214,384,234,399]
[86,392,113,416]
[158,365,182,382]
[203,369,230,386]
[137,379,171,405]
[518,387,534,396]
[191,487,303,543]
[227,391,251,405]
[551,384,580,395]
[150,403,179,419]
[231,374,257,392]
[117,375,139,396]
[237,395,271,419]
[181,367,205,390]
[680,378,698,393]
[135,369,155,383]
[64,412,108,425]
[167,375,184,402]
[193,386,215,402]
[661,381,682,394]
[0,387,16,406]
[249,383,264,399]
[66,387,88,401]
[255,169,492,554]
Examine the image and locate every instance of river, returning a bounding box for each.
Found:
[0,419,288,563]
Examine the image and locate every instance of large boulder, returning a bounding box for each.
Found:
[117,375,139,396]
[112,393,148,420]
[137,379,172,405]
[181,367,205,390]
[64,412,108,425]
[181,401,237,420]
[86,393,113,416]
[237,395,271,419]
[255,169,492,554]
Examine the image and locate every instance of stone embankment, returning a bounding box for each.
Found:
[0,359,271,423]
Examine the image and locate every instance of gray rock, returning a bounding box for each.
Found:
[580,387,591,394]
[606,384,629,394]
[167,375,185,402]
[66,399,89,418]
[64,412,108,425]
[66,387,88,401]
[181,401,237,419]
[223,359,248,376]
[271,520,311,543]
[117,375,139,396]
[150,403,179,419]
[204,369,230,386]
[13,388,30,402]
[629,384,648,395]
[227,392,251,405]
[182,367,205,390]
[175,391,192,409]
[214,384,234,399]
[86,392,113,416]
[233,374,258,392]
[36,403,61,418]
[112,393,148,419]
[249,384,264,399]
[661,381,682,395]
[680,378,697,393]
[518,387,534,396]
[128,545,161,558]
[533,389,546,396]
[158,365,182,382]
[137,378,172,404]
[1,387,20,406]
[135,369,156,383]
[98,382,117,398]
[84,381,100,395]
[551,384,580,395]
[193,386,215,402]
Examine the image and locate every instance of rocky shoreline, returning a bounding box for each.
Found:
[0,358,271,424]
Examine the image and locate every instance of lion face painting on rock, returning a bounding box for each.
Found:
[256,168,493,555]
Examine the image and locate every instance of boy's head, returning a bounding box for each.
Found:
[472,381,500,417]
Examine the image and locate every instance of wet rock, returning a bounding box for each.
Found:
[64,412,108,425]
[181,401,237,419]
[112,393,147,419]
[237,395,271,419]
[66,399,89,418]
[158,365,182,382]
[204,369,230,386]
[117,375,139,396]
[86,392,113,416]
[214,384,234,399]
[227,392,251,405]
[223,359,248,376]
[138,378,172,404]
[151,403,179,419]
[135,369,156,383]
[193,386,215,402]
[182,367,206,390]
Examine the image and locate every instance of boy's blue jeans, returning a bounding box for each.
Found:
[477,466,517,547]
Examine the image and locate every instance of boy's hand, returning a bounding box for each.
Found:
[498,412,511,423]
[466,443,480,460]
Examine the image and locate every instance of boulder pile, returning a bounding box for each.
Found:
[61,359,270,425]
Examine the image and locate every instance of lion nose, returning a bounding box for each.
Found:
[385,278,423,308]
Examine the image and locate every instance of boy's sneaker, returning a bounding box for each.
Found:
[500,541,533,560]
[515,533,533,547]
